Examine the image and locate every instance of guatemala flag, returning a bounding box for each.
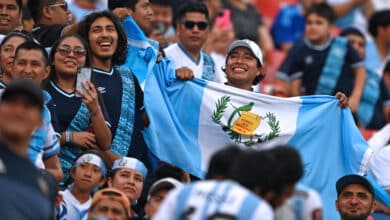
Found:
[143,58,390,219]
[122,16,158,87]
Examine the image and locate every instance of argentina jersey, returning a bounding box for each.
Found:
[154,180,274,220]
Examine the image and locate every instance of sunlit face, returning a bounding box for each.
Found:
[0,35,26,78]
[0,0,21,35]
[225,47,262,90]
[133,0,153,35]
[12,49,50,83]
[336,184,376,220]
[46,0,69,24]
[88,16,118,63]
[54,36,87,77]
[108,168,144,203]
[151,3,172,34]
[71,162,104,191]
[346,34,365,59]
[305,13,331,45]
[0,95,42,143]
[144,189,169,218]
[89,199,128,220]
[177,12,209,53]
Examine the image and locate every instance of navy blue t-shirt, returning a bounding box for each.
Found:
[0,139,55,220]
[278,38,363,96]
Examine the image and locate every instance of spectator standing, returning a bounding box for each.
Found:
[78,11,151,169]
[44,34,111,185]
[164,1,217,81]
[276,3,365,113]
[29,0,78,48]
[12,41,64,181]
[0,31,34,88]
[222,0,274,52]
[0,0,22,41]
[0,79,56,220]
[149,0,175,49]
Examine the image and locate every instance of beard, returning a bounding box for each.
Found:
[340,214,370,220]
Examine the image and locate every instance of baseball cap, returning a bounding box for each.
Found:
[1,79,44,111]
[226,39,263,66]
[147,177,182,200]
[336,174,374,197]
[90,188,131,216]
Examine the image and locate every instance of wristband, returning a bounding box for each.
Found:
[65,131,73,144]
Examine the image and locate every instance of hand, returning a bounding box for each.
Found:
[335,92,349,108]
[112,7,132,19]
[149,31,168,49]
[72,131,98,149]
[175,67,194,80]
[76,81,100,114]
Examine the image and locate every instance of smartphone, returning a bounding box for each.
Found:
[75,67,92,97]
[215,9,231,31]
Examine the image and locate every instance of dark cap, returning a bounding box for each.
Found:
[336,174,374,197]
[1,79,44,110]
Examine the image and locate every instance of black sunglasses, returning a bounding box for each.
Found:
[48,2,68,11]
[181,21,208,31]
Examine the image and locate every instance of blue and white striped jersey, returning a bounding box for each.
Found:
[153,180,274,220]
[56,189,91,220]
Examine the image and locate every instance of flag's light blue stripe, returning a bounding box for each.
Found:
[143,58,206,177]
[238,192,259,220]
[174,184,195,220]
[287,95,371,220]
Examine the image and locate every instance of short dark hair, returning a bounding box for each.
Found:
[108,0,139,11]
[176,1,209,23]
[368,10,390,38]
[229,150,281,195]
[78,11,128,66]
[305,3,336,24]
[15,41,49,66]
[27,0,57,22]
[340,26,366,44]
[150,0,173,7]
[384,60,390,75]
[206,145,243,179]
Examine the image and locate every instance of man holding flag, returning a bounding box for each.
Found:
[143,39,390,219]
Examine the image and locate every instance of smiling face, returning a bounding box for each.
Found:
[336,184,376,220]
[88,16,118,64]
[108,168,144,203]
[53,36,87,78]
[0,0,21,35]
[225,46,262,90]
[12,48,50,84]
[0,35,26,80]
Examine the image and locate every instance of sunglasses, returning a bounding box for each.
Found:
[57,45,87,58]
[181,21,208,31]
[48,2,68,11]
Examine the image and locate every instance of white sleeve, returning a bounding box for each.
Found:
[152,188,179,220]
[251,202,274,220]
[43,123,60,158]
[368,123,390,152]
[370,145,390,189]
[303,189,323,220]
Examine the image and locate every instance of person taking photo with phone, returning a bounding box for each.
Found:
[44,34,112,187]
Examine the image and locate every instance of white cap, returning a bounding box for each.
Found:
[227,39,263,66]
[112,157,148,178]
[147,177,182,200]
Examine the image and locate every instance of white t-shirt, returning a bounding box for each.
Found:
[275,184,323,220]
[370,145,390,190]
[164,43,216,81]
[153,180,274,220]
[56,189,92,220]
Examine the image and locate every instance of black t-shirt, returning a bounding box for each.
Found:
[32,24,67,48]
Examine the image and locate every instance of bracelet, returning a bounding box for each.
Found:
[90,107,101,118]
[65,131,73,144]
